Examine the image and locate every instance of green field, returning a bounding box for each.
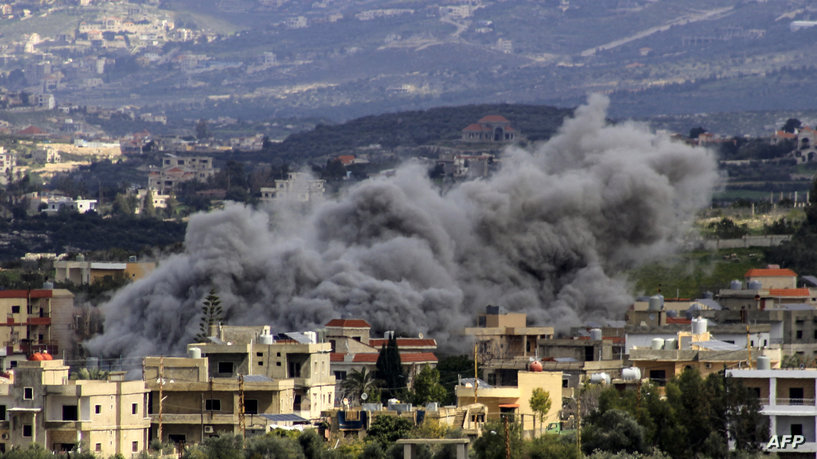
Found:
[627,248,767,299]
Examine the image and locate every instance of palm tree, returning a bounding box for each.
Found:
[341,368,379,405]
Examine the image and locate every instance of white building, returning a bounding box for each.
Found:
[728,367,817,456]
[260,173,325,203]
[42,197,97,214]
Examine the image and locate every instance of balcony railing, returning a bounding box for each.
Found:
[773,398,816,406]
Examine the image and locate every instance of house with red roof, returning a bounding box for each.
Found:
[745,266,798,290]
[324,318,438,400]
[461,115,519,143]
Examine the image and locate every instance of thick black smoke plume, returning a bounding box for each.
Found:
[86,95,717,359]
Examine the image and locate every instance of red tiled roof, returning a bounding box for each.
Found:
[478,115,510,124]
[769,288,811,297]
[368,338,437,348]
[337,155,355,165]
[325,319,371,328]
[745,268,797,278]
[18,126,45,135]
[667,317,692,325]
[463,123,490,132]
[330,353,344,362]
[775,131,797,139]
[0,290,53,299]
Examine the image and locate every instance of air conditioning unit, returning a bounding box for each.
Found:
[204,425,214,434]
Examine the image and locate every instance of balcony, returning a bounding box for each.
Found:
[775,398,816,406]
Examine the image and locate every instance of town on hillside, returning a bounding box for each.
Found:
[0,103,816,457]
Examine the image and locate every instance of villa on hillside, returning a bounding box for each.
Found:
[461,115,519,143]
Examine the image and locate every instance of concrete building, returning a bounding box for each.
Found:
[0,359,149,456]
[42,197,97,214]
[629,318,781,386]
[260,172,325,203]
[455,369,562,438]
[728,367,817,456]
[148,154,216,194]
[143,355,297,446]
[0,289,75,368]
[54,259,156,286]
[191,326,335,422]
[465,306,554,363]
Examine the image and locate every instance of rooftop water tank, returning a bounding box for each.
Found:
[622,367,642,381]
[188,347,201,359]
[748,280,762,290]
[651,338,665,350]
[692,317,708,335]
[730,280,742,290]
[756,356,771,370]
[648,294,664,311]
[664,338,677,350]
[259,334,274,345]
[42,281,53,290]
[589,373,611,385]
[304,331,317,344]
[590,328,603,341]
[529,360,543,372]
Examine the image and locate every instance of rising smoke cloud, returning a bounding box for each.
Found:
[86,95,718,360]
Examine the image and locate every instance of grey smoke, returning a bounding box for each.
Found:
[86,95,717,359]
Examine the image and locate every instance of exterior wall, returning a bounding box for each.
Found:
[0,360,148,456]
[748,275,797,290]
[456,371,562,437]
[0,290,74,363]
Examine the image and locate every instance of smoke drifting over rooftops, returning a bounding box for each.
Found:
[86,95,718,359]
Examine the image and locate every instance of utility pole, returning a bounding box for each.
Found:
[474,342,478,405]
[238,374,246,437]
[746,324,752,368]
[158,357,164,444]
[576,391,582,457]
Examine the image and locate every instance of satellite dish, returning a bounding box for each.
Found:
[361,393,369,401]
[418,332,424,339]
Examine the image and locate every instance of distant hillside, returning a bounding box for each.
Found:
[241,103,575,163]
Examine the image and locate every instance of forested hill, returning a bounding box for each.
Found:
[233,103,575,163]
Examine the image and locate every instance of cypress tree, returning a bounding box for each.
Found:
[376,334,405,400]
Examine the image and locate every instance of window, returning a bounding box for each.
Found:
[23,425,32,437]
[797,330,803,339]
[132,441,139,452]
[95,405,101,414]
[245,399,258,415]
[288,361,301,378]
[276,352,281,357]
[562,379,569,388]
[95,443,101,452]
[132,403,138,415]
[258,361,263,366]
[63,405,78,421]
[792,424,804,436]
[205,399,221,411]
[334,371,347,381]
[23,387,33,400]
[649,370,667,387]
[217,362,233,374]
[0,405,5,420]
[276,362,281,366]
[256,352,263,357]
[11,306,19,314]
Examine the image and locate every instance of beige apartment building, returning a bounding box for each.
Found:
[190,326,336,422]
[0,359,149,456]
[54,259,156,285]
[0,289,75,367]
[143,355,296,445]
